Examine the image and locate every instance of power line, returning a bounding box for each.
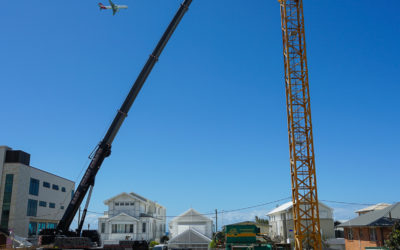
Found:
[84,197,380,219]
[320,200,374,206]
[220,197,291,214]
[85,196,292,218]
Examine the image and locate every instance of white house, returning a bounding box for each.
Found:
[0,146,75,238]
[267,201,334,243]
[168,208,213,250]
[98,192,166,245]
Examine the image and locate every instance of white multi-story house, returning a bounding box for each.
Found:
[267,201,335,243]
[98,192,166,245]
[168,208,213,250]
[0,146,75,238]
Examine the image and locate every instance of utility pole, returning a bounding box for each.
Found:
[215,209,218,232]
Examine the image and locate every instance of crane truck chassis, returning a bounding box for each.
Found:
[38,0,193,248]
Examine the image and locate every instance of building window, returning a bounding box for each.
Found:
[1,174,14,228]
[101,223,105,233]
[359,228,364,239]
[369,228,376,241]
[38,222,46,234]
[61,187,66,192]
[47,223,56,229]
[348,228,353,240]
[120,202,124,206]
[27,199,38,216]
[115,202,119,206]
[52,184,59,190]
[29,178,39,196]
[28,222,37,236]
[60,206,64,209]
[43,182,50,188]
[130,202,134,206]
[112,224,120,233]
[142,223,146,233]
[71,190,74,200]
[39,201,47,207]
[111,224,134,233]
[49,203,55,208]
[125,202,129,206]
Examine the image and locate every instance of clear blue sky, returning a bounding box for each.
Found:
[1,0,399,229]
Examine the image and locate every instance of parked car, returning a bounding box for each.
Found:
[153,244,168,250]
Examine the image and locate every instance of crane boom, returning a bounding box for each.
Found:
[56,0,193,233]
[279,0,322,249]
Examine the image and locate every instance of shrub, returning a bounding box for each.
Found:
[149,241,159,249]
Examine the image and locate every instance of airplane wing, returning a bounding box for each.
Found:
[109,0,116,8]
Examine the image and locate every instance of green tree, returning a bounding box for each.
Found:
[255,216,269,226]
[213,231,225,247]
[385,222,400,250]
[149,241,159,249]
[209,239,217,249]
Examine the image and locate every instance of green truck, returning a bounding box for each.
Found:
[225,225,273,250]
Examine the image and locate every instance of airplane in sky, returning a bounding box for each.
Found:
[98,0,128,15]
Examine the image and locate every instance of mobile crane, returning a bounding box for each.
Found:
[39,0,193,248]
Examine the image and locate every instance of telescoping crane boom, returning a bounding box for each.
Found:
[56,0,193,235]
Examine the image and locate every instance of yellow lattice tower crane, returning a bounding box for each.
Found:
[279,0,322,249]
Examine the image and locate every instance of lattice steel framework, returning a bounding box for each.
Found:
[279,0,322,249]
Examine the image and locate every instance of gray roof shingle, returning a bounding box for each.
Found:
[340,202,400,227]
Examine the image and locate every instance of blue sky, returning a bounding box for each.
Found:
[1,0,399,230]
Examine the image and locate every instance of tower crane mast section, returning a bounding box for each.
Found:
[279,0,322,249]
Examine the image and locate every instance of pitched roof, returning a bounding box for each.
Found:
[340,202,400,227]
[106,212,140,222]
[266,201,332,216]
[355,203,391,214]
[266,201,293,215]
[168,228,212,244]
[170,208,213,223]
[129,192,148,202]
[103,191,151,204]
[104,192,138,204]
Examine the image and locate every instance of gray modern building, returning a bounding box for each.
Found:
[0,146,75,238]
